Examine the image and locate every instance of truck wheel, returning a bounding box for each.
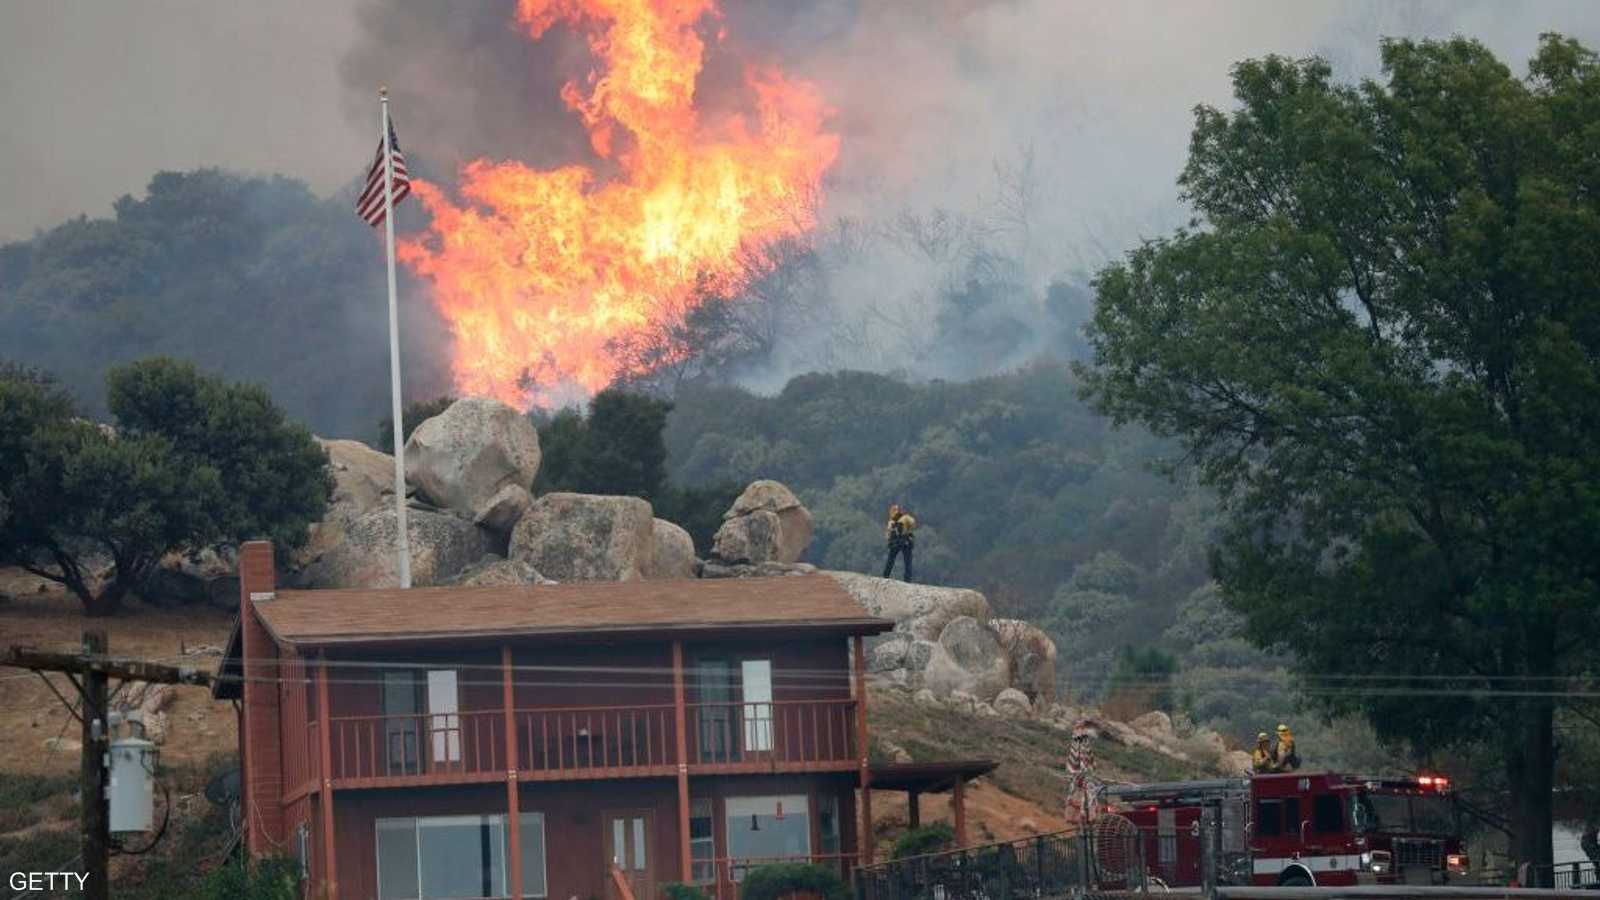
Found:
[1280,872,1313,887]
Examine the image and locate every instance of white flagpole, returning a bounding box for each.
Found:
[380,87,413,589]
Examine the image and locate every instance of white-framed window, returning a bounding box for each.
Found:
[690,797,716,884]
[726,795,809,880]
[426,670,461,763]
[741,660,773,753]
[376,812,548,900]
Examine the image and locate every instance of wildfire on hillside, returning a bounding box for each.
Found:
[397,0,839,407]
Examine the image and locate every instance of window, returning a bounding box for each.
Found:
[690,798,716,884]
[426,670,461,764]
[818,794,840,857]
[741,660,773,753]
[1282,798,1301,837]
[1354,792,1456,835]
[376,813,548,900]
[697,659,735,762]
[383,672,420,775]
[1255,800,1282,837]
[726,795,809,880]
[608,816,647,870]
[1313,795,1343,833]
[418,815,505,899]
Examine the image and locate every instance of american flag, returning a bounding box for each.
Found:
[356,119,410,227]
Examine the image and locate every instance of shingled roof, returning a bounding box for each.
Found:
[245,573,891,647]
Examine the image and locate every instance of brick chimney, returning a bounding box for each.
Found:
[238,540,287,855]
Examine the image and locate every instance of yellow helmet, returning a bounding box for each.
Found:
[1257,732,1269,742]
[1276,724,1290,733]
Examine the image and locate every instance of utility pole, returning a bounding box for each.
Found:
[82,630,108,900]
[5,632,213,900]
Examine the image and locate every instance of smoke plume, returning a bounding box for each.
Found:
[339,0,1600,393]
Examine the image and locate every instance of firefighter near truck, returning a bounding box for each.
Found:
[1104,771,1468,888]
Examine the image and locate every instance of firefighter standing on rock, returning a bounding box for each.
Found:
[883,504,916,581]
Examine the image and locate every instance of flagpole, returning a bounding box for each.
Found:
[380,87,413,589]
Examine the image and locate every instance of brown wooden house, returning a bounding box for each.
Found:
[217,540,905,900]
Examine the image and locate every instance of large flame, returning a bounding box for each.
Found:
[398,0,839,406]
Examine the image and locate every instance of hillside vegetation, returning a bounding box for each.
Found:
[0,170,450,436]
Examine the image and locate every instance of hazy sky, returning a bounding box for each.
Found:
[4,1,1599,244]
[0,0,370,241]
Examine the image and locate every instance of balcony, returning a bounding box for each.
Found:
[308,699,859,789]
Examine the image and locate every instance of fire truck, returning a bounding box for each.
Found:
[1104,772,1469,888]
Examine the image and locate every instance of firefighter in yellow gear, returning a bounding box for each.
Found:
[1252,732,1276,773]
[883,504,916,581]
[1275,724,1300,771]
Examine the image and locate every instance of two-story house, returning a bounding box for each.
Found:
[216,540,911,900]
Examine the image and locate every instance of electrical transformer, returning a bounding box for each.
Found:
[107,734,158,833]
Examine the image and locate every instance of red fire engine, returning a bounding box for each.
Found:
[1105,772,1468,888]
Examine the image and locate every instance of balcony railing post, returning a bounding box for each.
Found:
[853,635,872,867]
[673,640,692,883]
[502,649,524,900]
[315,653,338,899]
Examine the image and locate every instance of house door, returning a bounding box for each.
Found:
[604,810,655,900]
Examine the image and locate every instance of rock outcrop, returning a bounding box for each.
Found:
[286,438,401,582]
[445,556,553,587]
[644,519,697,580]
[510,493,655,582]
[825,572,991,641]
[921,615,1011,701]
[322,437,397,515]
[714,480,814,564]
[404,398,540,531]
[295,505,493,588]
[993,687,1033,718]
[990,618,1059,706]
[711,509,783,564]
[472,483,533,533]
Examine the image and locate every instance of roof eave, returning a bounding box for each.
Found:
[275,616,896,650]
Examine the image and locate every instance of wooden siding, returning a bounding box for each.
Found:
[329,774,857,900]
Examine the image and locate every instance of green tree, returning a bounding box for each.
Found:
[1078,36,1600,876]
[107,358,331,551]
[0,359,329,615]
[0,369,220,615]
[534,388,673,502]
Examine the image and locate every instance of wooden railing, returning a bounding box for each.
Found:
[514,704,678,774]
[686,699,857,766]
[318,698,858,785]
[322,710,505,781]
